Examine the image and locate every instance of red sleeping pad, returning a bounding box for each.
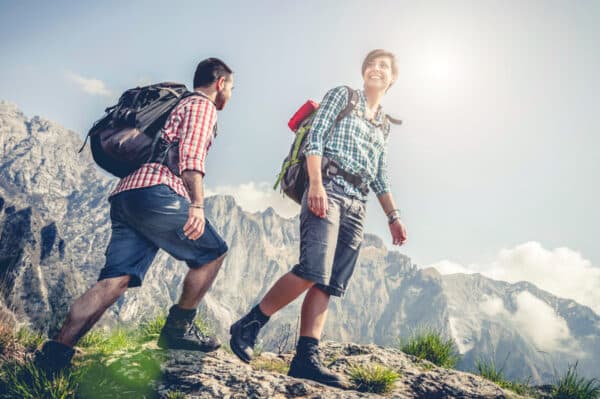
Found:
[287,100,318,132]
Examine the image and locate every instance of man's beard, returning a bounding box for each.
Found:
[215,90,226,110]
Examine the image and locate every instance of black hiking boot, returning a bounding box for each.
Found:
[157,305,220,352]
[33,340,75,377]
[229,305,270,363]
[287,337,349,389]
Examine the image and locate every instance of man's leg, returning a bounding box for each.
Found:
[178,253,226,310]
[35,275,130,374]
[158,252,228,351]
[56,275,131,346]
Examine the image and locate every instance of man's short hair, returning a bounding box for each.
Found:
[193,58,233,88]
[361,49,398,79]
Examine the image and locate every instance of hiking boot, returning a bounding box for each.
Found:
[157,305,220,352]
[288,338,349,389]
[33,340,75,377]
[229,305,270,363]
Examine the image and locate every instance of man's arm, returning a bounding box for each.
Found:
[182,170,205,240]
[178,98,217,240]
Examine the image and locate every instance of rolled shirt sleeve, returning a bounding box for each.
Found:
[370,146,391,196]
[178,98,217,176]
[304,86,349,157]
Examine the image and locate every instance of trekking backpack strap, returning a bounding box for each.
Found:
[146,90,205,170]
[336,86,359,122]
[385,115,402,125]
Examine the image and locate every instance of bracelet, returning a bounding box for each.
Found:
[388,214,401,225]
[190,203,204,209]
[386,208,400,217]
[386,209,400,224]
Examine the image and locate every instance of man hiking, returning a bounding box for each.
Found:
[35,57,234,374]
[230,49,407,389]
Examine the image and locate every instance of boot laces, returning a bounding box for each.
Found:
[186,323,209,342]
[306,347,325,369]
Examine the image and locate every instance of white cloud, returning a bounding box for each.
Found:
[206,182,300,218]
[429,242,600,314]
[65,71,112,96]
[479,293,575,353]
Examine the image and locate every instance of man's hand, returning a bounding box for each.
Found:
[183,207,205,240]
[307,182,328,218]
[390,219,407,246]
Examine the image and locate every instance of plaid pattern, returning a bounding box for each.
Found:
[304,86,391,200]
[110,95,217,200]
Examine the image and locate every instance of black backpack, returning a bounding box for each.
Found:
[80,82,199,178]
[273,86,359,204]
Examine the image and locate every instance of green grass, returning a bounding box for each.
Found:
[398,327,461,368]
[139,314,167,342]
[15,328,46,352]
[552,362,600,399]
[78,329,106,348]
[0,323,45,356]
[0,312,214,399]
[348,363,400,394]
[475,356,534,396]
[251,357,289,374]
[165,391,187,399]
[0,360,81,399]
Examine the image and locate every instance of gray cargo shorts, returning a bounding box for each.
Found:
[291,180,366,296]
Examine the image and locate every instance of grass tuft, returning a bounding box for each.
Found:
[15,327,46,352]
[139,314,167,342]
[552,362,600,399]
[475,356,533,396]
[0,360,81,399]
[348,363,400,394]
[398,327,461,368]
[78,329,106,349]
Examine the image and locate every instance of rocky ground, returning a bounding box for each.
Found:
[155,342,528,399]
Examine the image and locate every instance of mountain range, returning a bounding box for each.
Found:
[0,100,598,384]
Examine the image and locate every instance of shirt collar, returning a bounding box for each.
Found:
[358,89,385,126]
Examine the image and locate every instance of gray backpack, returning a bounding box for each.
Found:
[273,87,359,204]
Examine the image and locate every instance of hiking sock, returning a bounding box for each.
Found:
[296,336,319,354]
[165,305,196,327]
[249,304,270,326]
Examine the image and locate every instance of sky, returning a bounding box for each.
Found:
[1,1,599,309]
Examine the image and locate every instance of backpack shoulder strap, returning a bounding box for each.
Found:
[385,114,402,125]
[335,86,359,122]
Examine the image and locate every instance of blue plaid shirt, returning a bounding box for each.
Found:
[304,86,391,201]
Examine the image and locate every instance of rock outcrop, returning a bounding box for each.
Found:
[156,342,524,399]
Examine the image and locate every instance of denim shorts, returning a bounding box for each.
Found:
[291,180,366,296]
[97,185,228,287]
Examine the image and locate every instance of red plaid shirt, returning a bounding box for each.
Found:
[110,94,217,200]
